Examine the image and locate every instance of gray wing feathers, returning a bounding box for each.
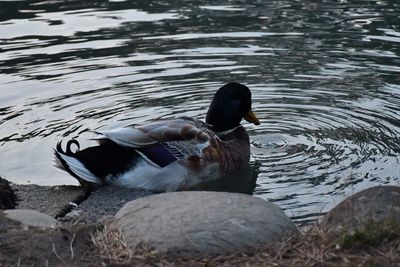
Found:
[99,127,157,147]
[98,118,211,148]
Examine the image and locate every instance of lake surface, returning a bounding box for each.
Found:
[1,0,399,224]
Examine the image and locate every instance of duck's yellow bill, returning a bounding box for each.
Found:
[244,110,260,125]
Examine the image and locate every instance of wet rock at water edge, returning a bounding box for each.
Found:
[319,186,400,233]
[114,191,298,258]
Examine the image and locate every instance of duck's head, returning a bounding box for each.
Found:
[206,82,260,132]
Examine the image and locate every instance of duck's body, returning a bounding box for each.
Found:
[54,82,259,192]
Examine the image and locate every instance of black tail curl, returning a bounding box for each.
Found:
[56,139,80,156]
[54,139,98,190]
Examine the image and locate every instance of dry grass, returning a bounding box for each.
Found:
[91,224,171,266]
[91,221,400,267]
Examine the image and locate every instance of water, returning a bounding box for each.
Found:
[1,0,399,224]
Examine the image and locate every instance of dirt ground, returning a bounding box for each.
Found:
[0,215,100,267]
[2,215,398,267]
[90,221,400,267]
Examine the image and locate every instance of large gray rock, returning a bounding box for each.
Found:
[320,186,400,233]
[114,191,298,258]
[3,209,58,228]
[11,184,87,218]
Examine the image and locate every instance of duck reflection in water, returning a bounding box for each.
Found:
[187,163,259,195]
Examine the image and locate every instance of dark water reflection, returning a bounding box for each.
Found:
[0,0,399,223]
[189,164,259,195]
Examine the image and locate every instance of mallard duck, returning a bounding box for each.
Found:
[54,82,260,192]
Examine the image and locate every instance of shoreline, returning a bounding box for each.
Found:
[1,177,399,266]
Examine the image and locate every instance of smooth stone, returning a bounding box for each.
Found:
[320,186,400,233]
[114,191,298,258]
[4,209,59,228]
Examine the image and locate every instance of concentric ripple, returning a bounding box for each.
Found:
[249,83,400,223]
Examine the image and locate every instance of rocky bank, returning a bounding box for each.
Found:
[0,177,399,266]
